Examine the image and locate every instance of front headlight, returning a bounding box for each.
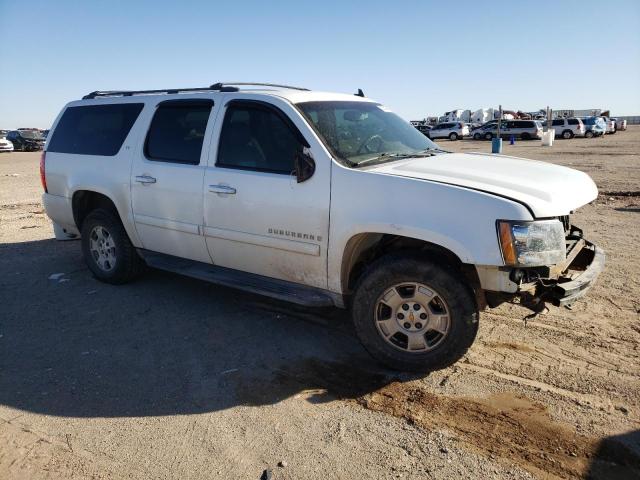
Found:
[498,220,566,266]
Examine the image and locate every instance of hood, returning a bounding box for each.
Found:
[368,152,598,218]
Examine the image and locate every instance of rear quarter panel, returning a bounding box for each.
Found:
[44,99,151,246]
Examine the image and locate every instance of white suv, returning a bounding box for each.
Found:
[552,118,586,139]
[42,82,604,371]
[427,122,469,140]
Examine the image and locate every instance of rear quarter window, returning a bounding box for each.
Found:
[48,103,144,156]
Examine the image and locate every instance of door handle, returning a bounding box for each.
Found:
[135,175,157,184]
[209,184,236,194]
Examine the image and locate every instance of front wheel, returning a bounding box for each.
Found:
[484,132,493,140]
[473,133,481,140]
[352,253,479,372]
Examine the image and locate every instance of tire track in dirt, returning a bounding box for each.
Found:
[358,383,640,479]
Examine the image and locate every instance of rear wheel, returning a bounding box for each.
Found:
[449,132,459,141]
[585,130,594,138]
[562,130,574,139]
[521,132,531,140]
[81,208,144,284]
[352,253,479,372]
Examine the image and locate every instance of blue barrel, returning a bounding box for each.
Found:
[491,138,503,153]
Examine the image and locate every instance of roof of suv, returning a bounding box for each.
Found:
[79,83,374,105]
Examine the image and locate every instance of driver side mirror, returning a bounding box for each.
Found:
[294,149,315,183]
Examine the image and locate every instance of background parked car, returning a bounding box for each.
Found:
[580,117,606,138]
[0,134,14,152]
[414,124,433,136]
[6,130,45,151]
[612,118,627,131]
[475,120,542,140]
[552,118,585,139]
[601,116,616,134]
[427,122,469,140]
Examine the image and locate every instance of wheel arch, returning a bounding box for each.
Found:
[71,189,141,246]
[339,232,482,307]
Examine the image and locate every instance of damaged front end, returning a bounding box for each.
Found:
[483,224,605,314]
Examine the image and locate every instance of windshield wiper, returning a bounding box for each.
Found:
[354,151,438,168]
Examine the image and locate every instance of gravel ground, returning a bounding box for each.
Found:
[1,128,639,480]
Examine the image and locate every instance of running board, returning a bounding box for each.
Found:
[139,250,340,308]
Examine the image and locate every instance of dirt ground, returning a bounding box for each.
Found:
[1,128,639,480]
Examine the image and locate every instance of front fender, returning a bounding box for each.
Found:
[328,165,534,294]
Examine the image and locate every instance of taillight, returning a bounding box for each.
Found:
[40,151,47,193]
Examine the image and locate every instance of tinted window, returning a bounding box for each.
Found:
[552,119,564,126]
[145,101,212,165]
[48,104,143,156]
[217,104,302,174]
[508,121,532,128]
[568,119,579,125]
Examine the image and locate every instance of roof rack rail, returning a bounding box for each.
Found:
[82,87,216,100]
[209,82,310,92]
[82,82,311,100]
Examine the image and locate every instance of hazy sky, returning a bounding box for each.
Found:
[1,0,639,128]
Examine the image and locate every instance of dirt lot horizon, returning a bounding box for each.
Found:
[1,129,639,479]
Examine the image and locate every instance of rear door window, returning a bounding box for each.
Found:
[48,104,144,156]
[552,119,564,126]
[568,119,579,125]
[145,100,213,165]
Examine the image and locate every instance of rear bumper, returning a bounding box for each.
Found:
[549,242,605,307]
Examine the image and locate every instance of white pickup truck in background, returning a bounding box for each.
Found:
[42,82,605,371]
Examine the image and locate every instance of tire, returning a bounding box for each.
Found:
[562,130,574,139]
[352,252,479,372]
[473,133,481,140]
[484,132,493,140]
[81,208,144,284]
[521,132,531,140]
[449,132,458,141]
[585,130,594,138]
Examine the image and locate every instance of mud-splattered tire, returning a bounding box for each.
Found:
[81,208,144,284]
[352,252,479,372]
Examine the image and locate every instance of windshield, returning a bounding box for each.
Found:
[19,130,43,139]
[297,101,440,166]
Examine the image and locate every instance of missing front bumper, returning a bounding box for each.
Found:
[549,242,605,307]
[484,235,605,311]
